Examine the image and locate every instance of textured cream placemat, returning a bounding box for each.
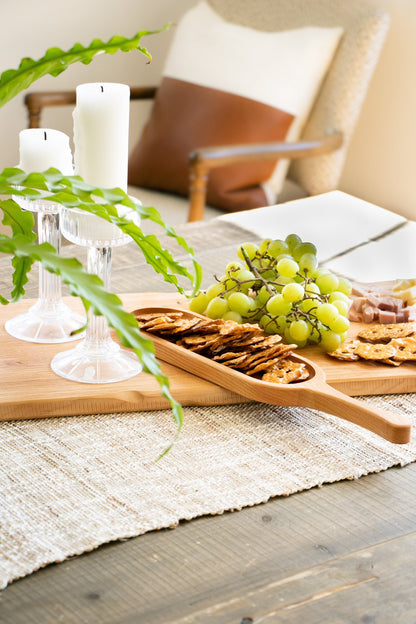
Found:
[1,394,415,589]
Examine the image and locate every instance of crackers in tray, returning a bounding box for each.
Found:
[327,322,416,366]
[135,311,309,384]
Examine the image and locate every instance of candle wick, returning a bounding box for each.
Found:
[44,131,47,141]
[100,85,104,93]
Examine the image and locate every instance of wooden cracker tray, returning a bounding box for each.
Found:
[1,293,415,422]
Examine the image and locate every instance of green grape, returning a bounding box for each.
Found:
[237,242,259,262]
[189,291,209,314]
[285,233,302,251]
[223,310,243,323]
[284,327,306,347]
[266,294,292,316]
[216,274,233,292]
[292,242,317,261]
[309,323,324,343]
[320,330,342,352]
[336,277,353,296]
[260,268,277,281]
[316,272,339,294]
[275,253,293,263]
[247,306,263,323]
[276,257,299,278]
[250,257,263,270]
[293,274,305,284]
[332,299,349,316]
[222,276,239,292]
[275,276,293,289]
[315,302,339,325]
[304,281,320,296]
[259,314,280,334]
[205,282,225,300]
[205,296,228,319]
[225,261,244,274]
[252,295,263,312]
[299,253,318,275]
[267,239,290,258]
[289,319,310,342]
[228,292,253,315]
[259,238,272,254]
[257,285,273,305]
[234,268,257,291]
[328,290,350,304]
[329,314,350,334]
[299,298,318,313]
[339,331,349,344]
[276,314,289,332]
[282,282,304,303]
[311,267,330,280]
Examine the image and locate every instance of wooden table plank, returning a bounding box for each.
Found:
[178,531,416,623]
[1,463,415,623]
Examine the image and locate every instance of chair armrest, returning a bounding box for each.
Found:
[187,132,343,222]
[24,91,76,128]
[130,86,158,100]
[24,86,158,128]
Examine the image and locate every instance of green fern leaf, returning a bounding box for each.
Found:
[0,28,169,109]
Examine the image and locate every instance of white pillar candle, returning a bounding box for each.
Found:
[73,82,130,191]
[19,128,74,174]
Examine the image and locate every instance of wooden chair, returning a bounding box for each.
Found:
[23,0,389,222]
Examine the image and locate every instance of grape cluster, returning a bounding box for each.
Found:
[189,233,352,352]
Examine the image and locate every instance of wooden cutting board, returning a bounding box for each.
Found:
[1,292,415,422]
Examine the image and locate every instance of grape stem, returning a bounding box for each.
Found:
[238,245,330,340]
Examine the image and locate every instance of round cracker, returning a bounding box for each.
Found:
[327,340,361,361]
[355,342,397,360]
[390,337,416,361]
[358,322,416,343]
[262,359,309,383]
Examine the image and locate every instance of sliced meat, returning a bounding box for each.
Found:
[362,305,378,323]
[366,293,382,308]
[348,308,363,323]
[352,297,366,313]
[403,307,416,322]
[351,286,368,297]
[379,310,397,324]
[378,296,403,313]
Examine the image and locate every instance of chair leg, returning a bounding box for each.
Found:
[188,162,208,222]
[26,104,41,128]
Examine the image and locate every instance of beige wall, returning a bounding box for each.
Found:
[340,0,416,220]
[1,0,415,219]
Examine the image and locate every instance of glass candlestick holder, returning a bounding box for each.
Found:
[5,199,86,343]
[50,206,142,384]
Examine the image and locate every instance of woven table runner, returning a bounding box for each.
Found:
[1,218,415,588]
[1,394,415,589]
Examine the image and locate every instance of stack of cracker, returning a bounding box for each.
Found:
[135,311,309,384]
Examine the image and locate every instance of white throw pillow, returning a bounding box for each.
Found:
[129,1,343,212]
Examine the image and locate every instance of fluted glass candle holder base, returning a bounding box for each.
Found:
[5,198,85,343]
[51,205,142,384]
[5,301,85,344]
[51,335,141,384]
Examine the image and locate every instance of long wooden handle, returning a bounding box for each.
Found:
[299,383,411,444]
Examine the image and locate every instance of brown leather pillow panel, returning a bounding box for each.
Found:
[128,77,295,212]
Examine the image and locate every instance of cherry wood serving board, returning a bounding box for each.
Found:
[1,292,415,422]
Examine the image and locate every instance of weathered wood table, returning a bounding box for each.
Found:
[1,207,416,623]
